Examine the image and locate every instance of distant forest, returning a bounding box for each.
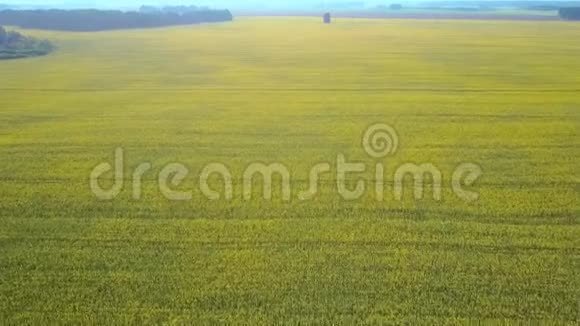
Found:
[0,8,233,32]
[559,7,580,19]
[0,26,53,59]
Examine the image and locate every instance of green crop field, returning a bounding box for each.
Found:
[0,17,578,324]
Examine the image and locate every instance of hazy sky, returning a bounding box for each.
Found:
[0,0,560,10]
[2,0,421,10]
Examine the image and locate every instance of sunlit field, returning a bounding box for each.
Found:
[0,17,578,323]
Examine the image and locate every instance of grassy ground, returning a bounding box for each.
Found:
[0,18,578,323]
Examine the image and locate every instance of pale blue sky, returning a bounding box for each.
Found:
[0,0,567,10]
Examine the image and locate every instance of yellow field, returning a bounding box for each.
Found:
[0,18,578,323]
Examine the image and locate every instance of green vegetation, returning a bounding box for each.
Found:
[0,9,233,32]
[0,26,53,59]
[0,18,578,323]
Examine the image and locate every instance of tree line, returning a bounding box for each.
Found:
[0,26,53,59]
[0,9,233,32]
[139,5,213,14]
[559,7,580,20]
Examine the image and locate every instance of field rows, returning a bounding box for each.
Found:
[0,18,578,323]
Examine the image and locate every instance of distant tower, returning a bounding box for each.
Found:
[323,12,331,24]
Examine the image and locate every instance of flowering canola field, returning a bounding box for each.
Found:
[0,18,578,323]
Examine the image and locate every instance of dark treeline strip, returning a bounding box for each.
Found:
[0,9,233,32]
[559,7,580,19]
[0,26,53,59]
[139,5,213,14]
